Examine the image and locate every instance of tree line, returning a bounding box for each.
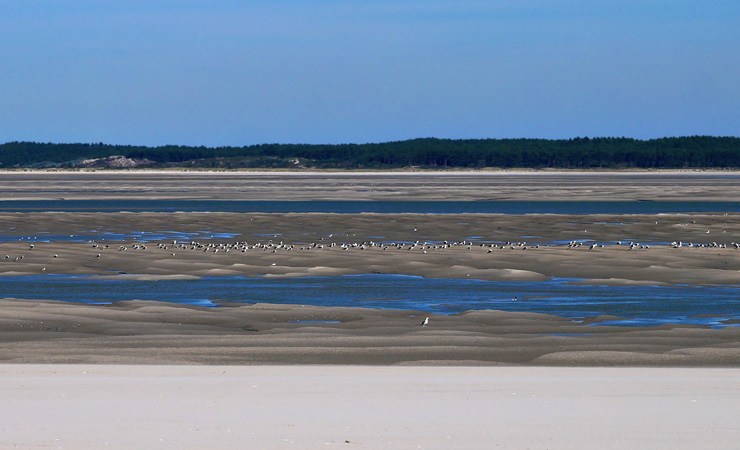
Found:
[2,136,740,169]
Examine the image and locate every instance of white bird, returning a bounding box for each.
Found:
[420,317,429,327]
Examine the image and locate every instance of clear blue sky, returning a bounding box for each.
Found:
[1,1,738,146]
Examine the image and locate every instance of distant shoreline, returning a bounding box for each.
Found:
[4,168,740,175]
[4,136,740,170]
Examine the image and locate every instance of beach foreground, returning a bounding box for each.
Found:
[1,364,737,449]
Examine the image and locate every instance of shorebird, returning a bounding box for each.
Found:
[420,317,429,327]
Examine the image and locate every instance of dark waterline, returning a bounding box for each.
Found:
[0,231,240,243]
[3,200,740,214]
[2,274,739,328]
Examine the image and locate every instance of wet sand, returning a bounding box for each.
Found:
[1,171,740,366]
[2,298,740,366]
[2,211,740,286]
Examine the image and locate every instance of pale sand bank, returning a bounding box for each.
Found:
[4,171,740,200]
[1,364,738,449]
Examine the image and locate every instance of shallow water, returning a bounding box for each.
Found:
[3,199,739,328]
[2,274,739,327]
[0,230,239,243]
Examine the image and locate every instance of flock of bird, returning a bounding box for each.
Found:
[3,235,740,329]
[93,239,535,255]
[3,235,740,265]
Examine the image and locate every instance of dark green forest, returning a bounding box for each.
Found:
[2,136,740,169]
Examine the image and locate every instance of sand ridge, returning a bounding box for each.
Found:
[1,298,739,366]
[3,211,740,285]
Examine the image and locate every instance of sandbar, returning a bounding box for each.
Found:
[3,170,740,201]
[2,299,739,366]
[3,211,740,286]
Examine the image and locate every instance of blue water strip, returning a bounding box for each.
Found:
[2,274,739,327]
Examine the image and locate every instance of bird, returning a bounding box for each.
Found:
[420,317,429,327]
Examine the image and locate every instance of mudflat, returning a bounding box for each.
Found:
[2,211,740,285]
[1,171,740,366]
[2,298,740,366]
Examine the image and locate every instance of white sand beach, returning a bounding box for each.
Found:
[1,364,738,450]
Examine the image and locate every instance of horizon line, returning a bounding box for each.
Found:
[3,135,740,148]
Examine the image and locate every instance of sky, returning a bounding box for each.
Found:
[1,1,738,146]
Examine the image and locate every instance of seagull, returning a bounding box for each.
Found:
[420,317,429,327]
